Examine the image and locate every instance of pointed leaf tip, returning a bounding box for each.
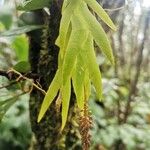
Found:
[61,79,71,131]
[84,0,117,31]
[37,70,61,122]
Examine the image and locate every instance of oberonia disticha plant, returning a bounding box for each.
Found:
[38,0,116,132]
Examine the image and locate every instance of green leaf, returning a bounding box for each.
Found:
[84,69,91,100]
[79,2,114,64]
[0,93,25,121]
[12,35,29,61]
[13,61,31,73]
[0,9,13,29]
[61,0,69,12]
[83,34,102,100]
[62,29,88,85]
[0,98,17,121]
[38,70,61,122]
[19,12,44,26]
[62,13,88,85]
[72,54,85,109]
[61,79,71,131]
[56,24,72,68]
[84,0,116,31]
[17,0,51,11]
[0,25,43,37]
[57,0,81,54]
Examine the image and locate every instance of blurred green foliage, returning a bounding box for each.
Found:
[12,35,29,61]
[0,2,32,149]
[90,78,150,150]
[13,61,31,73]
[0,75,32,149]
[0,7,12,30]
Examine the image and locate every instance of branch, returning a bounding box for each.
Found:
[8,69,46,95]
[0,69,40,80]
[0,69,46,95]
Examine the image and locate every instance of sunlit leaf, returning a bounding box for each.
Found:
[72,54,85,109]
[84,0,116,31]
[56,24,72,68]
[61,79,71,131]
[62,14,88,85]
[37,0,116,128]
[57,0,81,54]
[38,70,61,122]
[79,2,114,64]
[83,34,102,100]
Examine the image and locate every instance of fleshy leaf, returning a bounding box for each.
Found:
[84,0,116,31]
[72,54,85,109]
[83,34,102,100]
[38,70,61,122]
[57,0,81,53]
[56,24,72,68]
[61,79,71,131]
[62,20,88,85]
[79,2,114,64]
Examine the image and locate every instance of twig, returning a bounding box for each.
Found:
[8,68,46,95]
[0,69,46,95]
[0,69,40,80]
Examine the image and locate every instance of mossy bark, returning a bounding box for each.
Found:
[28,1,81,150]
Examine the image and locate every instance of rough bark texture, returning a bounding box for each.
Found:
[28,2,81,150]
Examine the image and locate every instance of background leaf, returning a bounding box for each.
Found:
[13,61,31,73]
[11,35,29,61]
[0,8,12,29]
[17,0,51,11]
[0,25,43,37]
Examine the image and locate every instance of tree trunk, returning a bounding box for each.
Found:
[28,2,81,150]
